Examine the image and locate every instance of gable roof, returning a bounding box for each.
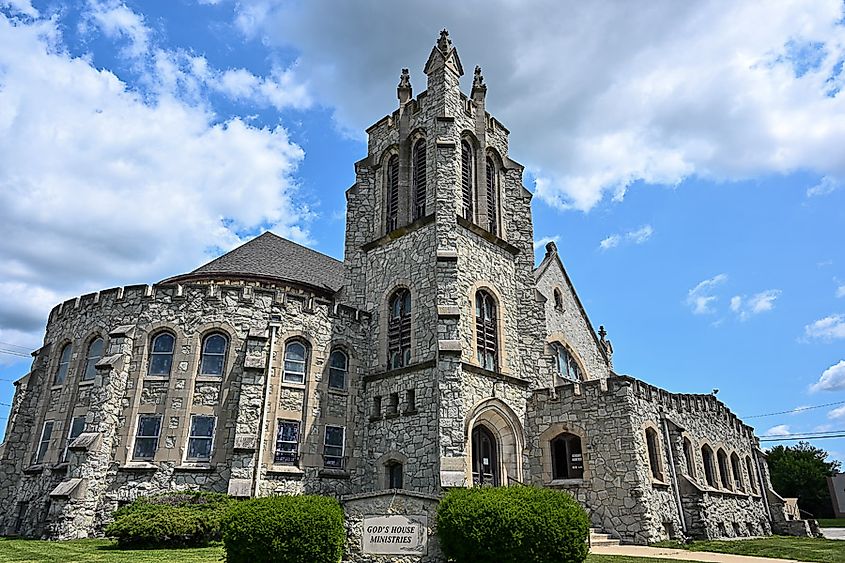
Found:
[163,232,345,294]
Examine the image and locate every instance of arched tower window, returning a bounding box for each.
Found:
[82,338,104,381]
[283,340,308,384]
[460,140,473,221]
[475,290,498,372]
[551,432,584,480]
[54,343,72,385]
[388,289,412,369]
[645,427,664,481]
[552,342,583,382]
[199,333,228,376]
[385,154,399,233]
[486,156,498,235]
[148,333,175,376]
[702,445,717,487]
[328,349,348,390]
[412,139,426,220]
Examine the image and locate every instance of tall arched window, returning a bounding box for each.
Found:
[551,432,584,480]
[745,456,758,493]
[82,337,104,381]
[148,333,175,376]
[486,156,498,235]
[552,342,583,382]
[328,349,348,390]
[730,452,744,491]
[702,445,717,487]
[388,289,412,369]
[717,448,731,489]
[199,333,228,376]
[553,288,563,310]
[385,460,403,489]
[54,343,72,385]
[385,154,399,233]
[412,139,426,220]
[460,140,473,221]
[475,290,498,372]
[283,340,308,384]
[683,437,696,478]
[645,427,664,481]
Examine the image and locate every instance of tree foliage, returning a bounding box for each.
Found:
[767,441,841,518]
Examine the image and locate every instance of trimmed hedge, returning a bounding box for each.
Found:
[104,491,234,548]
[221,495,345,563]
[436,486,589,563]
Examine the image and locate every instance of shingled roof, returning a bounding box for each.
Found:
[163,232,345,294]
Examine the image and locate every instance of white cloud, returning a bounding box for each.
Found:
[2,0,38,17]
[599,224,653,250]
[829,405,845,419]
[836,284,845,298]
[807,175,841,197]
[765,424,791,437]
[533,236,559,252]
[227,1,845,211]
[815,423,834,431]
[85,0,151,58]
[730,289,782,320]
[805,314,845,340]
[0,14,310,345]
[811,360,845,392]
[686,273,727,315]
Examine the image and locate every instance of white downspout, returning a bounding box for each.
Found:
[253,324,277,498]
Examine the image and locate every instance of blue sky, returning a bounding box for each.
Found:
[1,1,844,463]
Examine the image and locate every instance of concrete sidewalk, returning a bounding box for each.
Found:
[591,544,804,563]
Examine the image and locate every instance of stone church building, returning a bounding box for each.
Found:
[0,31,811,545]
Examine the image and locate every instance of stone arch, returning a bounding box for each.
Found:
[538,421,590,483]
[193,322,237,379]
[377,145,400,234]
[378,283,416,370]
[466,280,509,373]
[545,332,588,382]
[77,330,108,384]
[465,398,524,485]
[642,421,665,482]
[375,450,409,489]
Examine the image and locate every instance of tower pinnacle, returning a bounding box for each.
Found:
[397,68,412,105]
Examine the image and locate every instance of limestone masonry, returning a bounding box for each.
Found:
[0,31,815,551]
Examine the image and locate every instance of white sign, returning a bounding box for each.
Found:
[362,515,428,555]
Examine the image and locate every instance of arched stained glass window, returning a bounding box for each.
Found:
[328,349,348,390]
[283,340,308,384]
[702,445,717,487]
[460,140,473,221]
[82,338,104,381]
[149,333,174,376]
[486,157,498,235]
[387,289,412,369]
[55,344,72,384]
[475,290,498,372]
[412,139,426,220]
[386,154,399,233]
[552,342,583,382]
[199,333,227,376]
[645,427,664,481]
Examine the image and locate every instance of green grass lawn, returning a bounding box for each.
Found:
[818,518,845,528]
[654,535,845,563]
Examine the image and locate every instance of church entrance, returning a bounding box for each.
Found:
[471,425,499,486]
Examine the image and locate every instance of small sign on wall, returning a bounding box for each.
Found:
[362,515,428,555]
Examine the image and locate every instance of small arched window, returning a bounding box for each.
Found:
[717,448,731,489]
[412,139,426,220]
[54,343,72,385]
[551,432,584,480]
[702,445,717,487]
[387,289,412,369]
[82,337,104,381]
[328,349,348,390]
[460,140,473,221]
[475,290,498,371]
[385,460,403,489]
[486,157,498,235]
[683,437,696,478]
[386,154,399,233]
[199,333,228,376]
[283,340,308,384]
[745,456,758,493]
[552,342,583,382]
[553,288,563,310]
[148,333,175,376]
[645,427,664,481]
[730,452,744,491]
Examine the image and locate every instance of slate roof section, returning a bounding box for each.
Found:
[163,232,345,294]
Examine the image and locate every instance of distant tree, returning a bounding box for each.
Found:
[767,441,841,518]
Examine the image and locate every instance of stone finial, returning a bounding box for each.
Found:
[598,325,614,366]
[471,65,487,101]
[437,29,452,53]
[397,68,412,104]
[545,241,558,256]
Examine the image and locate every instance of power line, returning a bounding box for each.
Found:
[760,433,845,442]
[0,340,32,352]
[0,348,31,358]
[744,400,845,419]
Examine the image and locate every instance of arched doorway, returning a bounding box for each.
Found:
[471,425,499,486]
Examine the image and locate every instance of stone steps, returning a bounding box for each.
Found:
[589,528,621,547]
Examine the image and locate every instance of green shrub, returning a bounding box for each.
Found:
[104,491,234,548]
[221,495,345,563]
[436,486,589,563]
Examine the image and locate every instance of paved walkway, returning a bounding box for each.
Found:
[821,527,845,540]
[591,544,804,562]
